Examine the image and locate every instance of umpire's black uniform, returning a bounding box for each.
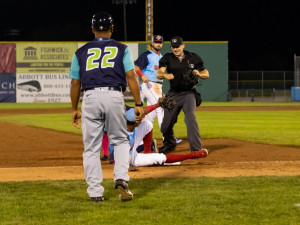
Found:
[159,41,206,153]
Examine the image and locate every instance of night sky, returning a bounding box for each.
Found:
[1,0,299,71]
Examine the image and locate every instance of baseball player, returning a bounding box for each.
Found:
[125,106,208,167]
[108,102,208,167]
[100,132,109,161]
[134,35,164,128]
[69,11,144,202]
[135,36,182,144]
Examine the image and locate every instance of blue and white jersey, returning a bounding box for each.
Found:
[69,37,135,91]
[134,50,162,83]
[125,105,136,148]
[127,130,136,149]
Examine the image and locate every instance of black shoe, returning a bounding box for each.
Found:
[91,196,104,202]
[101,155,108,161]
[158,145,176,154]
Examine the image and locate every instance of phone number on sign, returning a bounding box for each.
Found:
[44,84,70,88]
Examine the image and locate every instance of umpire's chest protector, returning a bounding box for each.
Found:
[76,38,127,90]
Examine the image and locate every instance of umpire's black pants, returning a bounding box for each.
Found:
[161,91,202,151]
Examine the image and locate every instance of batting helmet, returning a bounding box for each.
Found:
[91,12,114,31]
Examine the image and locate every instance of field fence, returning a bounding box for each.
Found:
[228,71,294,102]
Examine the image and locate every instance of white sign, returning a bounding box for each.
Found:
[16,73,71,103]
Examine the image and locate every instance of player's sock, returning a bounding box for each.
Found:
[143,130,153,153]
[165,153,191,163]
[102,133,109,156]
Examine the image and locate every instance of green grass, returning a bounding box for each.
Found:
[0,103,74,109]
[1,177,300,225]
[0,109,299,146]
[0,113,82,135]
[171,110,300,146]
[1,102,300,110]
[200,102,300,107]
[1,103,300,224]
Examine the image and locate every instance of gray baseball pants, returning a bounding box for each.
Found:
[81,88,130,198]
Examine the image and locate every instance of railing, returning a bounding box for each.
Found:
[228,71,294,101]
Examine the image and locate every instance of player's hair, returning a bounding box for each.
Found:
[126,120,136,126]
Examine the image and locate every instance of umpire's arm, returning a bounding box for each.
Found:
[193,69,209,80]
[157,67,174,80]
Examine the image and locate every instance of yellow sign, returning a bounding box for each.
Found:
[16,43,78,73]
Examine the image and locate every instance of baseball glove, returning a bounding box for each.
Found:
[182,68,200,89]
[158,96,176,110]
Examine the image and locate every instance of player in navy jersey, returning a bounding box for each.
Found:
[69,11,144,202]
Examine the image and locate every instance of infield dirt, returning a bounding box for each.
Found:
[1,106,300,181]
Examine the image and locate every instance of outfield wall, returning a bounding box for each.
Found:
[0,41,228,103]
[139,42,228,101]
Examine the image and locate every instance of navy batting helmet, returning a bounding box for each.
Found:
[91,12,114,31]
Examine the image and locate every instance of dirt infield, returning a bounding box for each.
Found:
[1,106,300,181]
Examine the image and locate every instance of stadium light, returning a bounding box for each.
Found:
[112,0,137,41]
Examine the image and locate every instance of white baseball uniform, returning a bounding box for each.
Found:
[135,50,164,128]
[125,107,167,167]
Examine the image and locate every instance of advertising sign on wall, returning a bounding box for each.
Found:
[0,43,16,74]
[0,74,16,102]
[16,43,77,74]
[16,73,70,103]
[16,43,77,102]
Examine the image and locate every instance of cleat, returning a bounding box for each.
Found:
[91,196,104,202]
[100,155,108,161]
[115,179,133,202]
[158,145,176,154]
[152,139,158,153]
[191,149,208,159]
[176,139,182,144]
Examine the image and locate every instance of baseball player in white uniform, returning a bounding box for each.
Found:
[125,106,208,167]
[135,35,164,128]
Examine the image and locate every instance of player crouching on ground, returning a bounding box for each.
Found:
[124,101,208,167]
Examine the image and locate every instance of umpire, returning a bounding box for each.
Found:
[157,36,209,154]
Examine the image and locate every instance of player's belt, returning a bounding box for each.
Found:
[84,86,122,92]
[151,81,163,84]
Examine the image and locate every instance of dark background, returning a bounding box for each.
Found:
[1,0,299,71]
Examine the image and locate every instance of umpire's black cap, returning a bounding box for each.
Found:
[170,36,184,48]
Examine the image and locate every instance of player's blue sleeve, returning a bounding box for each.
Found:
[69,54,80,80]
[123,47,135,72]
[134,51,150,70]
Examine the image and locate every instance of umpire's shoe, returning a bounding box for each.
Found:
[115,179,133,202]
[158,145,176,154]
